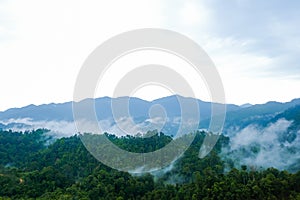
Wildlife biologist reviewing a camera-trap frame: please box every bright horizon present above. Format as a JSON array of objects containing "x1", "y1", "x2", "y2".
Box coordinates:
[{"x1": 1, "y1": 0, "x2": 300, "y2": 111}]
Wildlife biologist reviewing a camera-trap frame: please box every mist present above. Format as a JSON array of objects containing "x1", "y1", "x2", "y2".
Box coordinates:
[
  {"x1": 0, "y1": 116, "x2": 176, "y2": 138},
  {"x1": 2, "y1": 116, "x2": 300, "y2": 172},
  {"x1": 222, "y1": 119, "x2": 300, "y2": 171}
]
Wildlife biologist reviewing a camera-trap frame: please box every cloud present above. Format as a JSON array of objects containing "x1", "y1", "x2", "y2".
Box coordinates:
[
  {"x1": 178, "y1": 0, "x2": 210, "y2": 27},
  {"x1": 161, "y1": 0, "x2": 300, "y2": 104},
  {"x1": 0, "y1": 118, "x2": 77, "y2": 137},
  {"x1": 197, "y1": 0, "x2": 300, "y2": 77},
  {"x1": 0, "y1": 1, "x2": 16, "y2": 43},
  {"x1": 223, "y1": 119, "x2": 300, "y2": 171},
  {"x1": 1, "y1": 0, "x2": 300, "y2": 110},
  {"x1": 0, "y1": 0, "x2": 164, "y2": 111},
  {"x1": 0, "y1": 116, "x2": 176, "y2": 137}
]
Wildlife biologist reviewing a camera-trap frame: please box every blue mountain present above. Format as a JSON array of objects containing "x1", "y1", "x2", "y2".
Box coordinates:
[{"x1": 0, "y1": 95, "x2": 299, "y2": 136}]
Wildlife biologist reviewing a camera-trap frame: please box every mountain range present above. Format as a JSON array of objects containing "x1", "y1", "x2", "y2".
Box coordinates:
[
  {"x1": 1, "y1": 95, "x2": 300, "y2": 171},
  {"x1": 0, "y1": 95, "x2": 299, "y2": 137}
]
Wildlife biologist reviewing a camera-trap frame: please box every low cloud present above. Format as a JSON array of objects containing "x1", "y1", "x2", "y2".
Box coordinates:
[
  {"x1": 223, "y1": 119, "x2": 300, "y2": 171},
  {"x1": 0, "y1": 118, "x2": 76, "y2": 137},
  {"x1": 0, "y1": 116, "x2": 177, "y2": 137}
]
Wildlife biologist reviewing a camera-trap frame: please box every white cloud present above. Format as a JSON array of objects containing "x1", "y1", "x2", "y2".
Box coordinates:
[
  {"x1": 161, "y1": 1, "x2": 300, "y2": 105},
  {"x1": 0, "y1": 0, "x2": 164, "y2": 111},
  {"x1": 179, "y1": 1, "x2": 210, "y2": 27},
  {"x1": 1, "y1": 0, "x2": 300, "y2": 110},
  {"x1": 0, "y1": 118, "x2": 76, "y2": 137},
  {"x1": 0, "y1": 116, "x2": 172, "y2": 137},
  {"x1": 223, "y1": 119, "x2": 300, "y2": 171}
]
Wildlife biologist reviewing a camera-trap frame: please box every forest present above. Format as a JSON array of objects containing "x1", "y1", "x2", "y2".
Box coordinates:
[{"x1": 0, "y1": 129, "x2": 300, "y2": 200}]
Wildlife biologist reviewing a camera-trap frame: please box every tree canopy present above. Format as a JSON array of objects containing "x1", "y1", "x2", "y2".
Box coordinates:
[{"x1": 0, "y1": 129, "x2": 299, "y2": 199}]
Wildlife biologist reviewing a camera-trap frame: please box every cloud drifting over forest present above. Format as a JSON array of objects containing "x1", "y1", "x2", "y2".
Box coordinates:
[{"x1": 222, "y1": 119, "x2": 300, "y2": 171}]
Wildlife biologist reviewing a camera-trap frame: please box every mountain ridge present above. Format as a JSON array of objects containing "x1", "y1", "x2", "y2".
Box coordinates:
[
  {"x1": 0, "y1": 95, "x2": 240, "y2": 122},
  {"x1": 1, "y1": 95, "x2": 300, "y2": 137}
]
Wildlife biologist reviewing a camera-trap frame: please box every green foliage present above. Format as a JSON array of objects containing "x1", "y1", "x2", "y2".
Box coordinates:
[
  {"x1": 0, "y1": 130, "x2": 299, "y2": 199},
  {"x1": 106, "y1": 131, "x2": 172, "y2": 153},
  {"x1": 0, "y1": 129, "x2": 47, "y2": 167}
]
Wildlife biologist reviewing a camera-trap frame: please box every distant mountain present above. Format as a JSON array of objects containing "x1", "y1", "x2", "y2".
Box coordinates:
[
  {"x1": 240, "y1": 103, "x2": 252, "y2": 108},
  {"x1": 0, "y1": 95, "x2": 240, "y2": 122},
  {"x1": 0, "y1": 102, "x2": 74, "y2": 122},
  {"x1": 221, "y1": 103, "x2": 300, "y2": 172},
  {"x1": 200, "y1": 98, "x2": 300, "y2": 133},
  {"x1": 0, "y1": 123, "x2": 5, "y2": 130},
  {"x1": 0, "y1": 96, "x2": 299, "y2": 136},
  {"x1": 272, "y1": 104, "x2": 300, "y2": 134}
]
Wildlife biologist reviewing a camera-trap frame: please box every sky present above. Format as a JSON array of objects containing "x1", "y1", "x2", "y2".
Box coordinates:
[{"x1": 0, "y1": 0, "x2": 300, "y2": 111}]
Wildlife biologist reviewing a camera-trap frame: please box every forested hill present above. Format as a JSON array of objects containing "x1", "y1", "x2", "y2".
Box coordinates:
[{"x1": 0, "y1": 130, "x2": 300, "y2": 199}]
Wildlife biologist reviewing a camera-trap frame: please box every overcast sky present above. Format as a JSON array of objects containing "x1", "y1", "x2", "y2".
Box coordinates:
[{"x1": 0, "y1": 0, "x2": 300, "y2": 111}]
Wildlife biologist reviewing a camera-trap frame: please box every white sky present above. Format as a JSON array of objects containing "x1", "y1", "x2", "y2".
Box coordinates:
[{"x1": 1, "y1": 0, "x2": 300, "y2": 111}]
